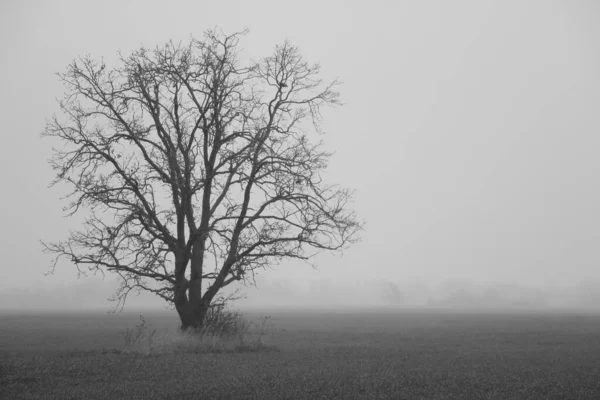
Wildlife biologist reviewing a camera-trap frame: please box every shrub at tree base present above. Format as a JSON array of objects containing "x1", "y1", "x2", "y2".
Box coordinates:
[{"x1": 121, "y1": 311, "x2": 277, "y2": 355}]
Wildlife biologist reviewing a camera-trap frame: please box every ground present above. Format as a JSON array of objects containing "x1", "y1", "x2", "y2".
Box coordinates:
[{"x1": 1, "y1": 308, "x2": 600, "y2": 399}]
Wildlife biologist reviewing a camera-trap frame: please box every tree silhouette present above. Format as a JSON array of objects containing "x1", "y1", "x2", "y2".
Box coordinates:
[{"x1": 42, "y1": 30, "x2": 362, "y2": 329}]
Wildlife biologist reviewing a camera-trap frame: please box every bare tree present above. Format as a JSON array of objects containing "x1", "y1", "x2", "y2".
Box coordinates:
[{"x1": 41, "y1": 30, "x2": 362, "y2": 330}]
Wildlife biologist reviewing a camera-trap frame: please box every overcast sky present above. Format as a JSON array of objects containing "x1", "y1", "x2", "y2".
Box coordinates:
[{"x1": 1, "y1": 0, "x2": 599, "y2": 311}]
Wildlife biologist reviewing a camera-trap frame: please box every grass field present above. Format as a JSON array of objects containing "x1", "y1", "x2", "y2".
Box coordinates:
[{"x1": 1, "y1": 308, "x2": 600, "y2": 399}]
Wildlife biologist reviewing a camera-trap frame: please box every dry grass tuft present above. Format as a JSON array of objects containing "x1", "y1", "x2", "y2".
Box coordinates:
[{"x1": 120, "y1": 308, "x2": 277, "y2": 356}]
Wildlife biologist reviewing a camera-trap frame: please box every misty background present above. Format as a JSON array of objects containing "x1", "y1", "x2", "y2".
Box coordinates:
[{"x1": 1, "y1": 0, "x2": 600, "y2": 312}]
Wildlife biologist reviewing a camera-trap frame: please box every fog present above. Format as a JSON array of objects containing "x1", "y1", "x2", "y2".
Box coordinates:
[
  {"x1": 1, "y1": 0, "x2": 600, "y2": 312},
  {"x1": 2, "y1": 276, "x2": 600, "y2": 314}
]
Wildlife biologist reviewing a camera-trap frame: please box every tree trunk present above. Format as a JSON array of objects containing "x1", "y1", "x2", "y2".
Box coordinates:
[
  {"x1": 176, "y1": 299, "x2": 209, "y2": 331},
  {"x1": 175, "y1": 279, "x2": 209, "y2": 331}
]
